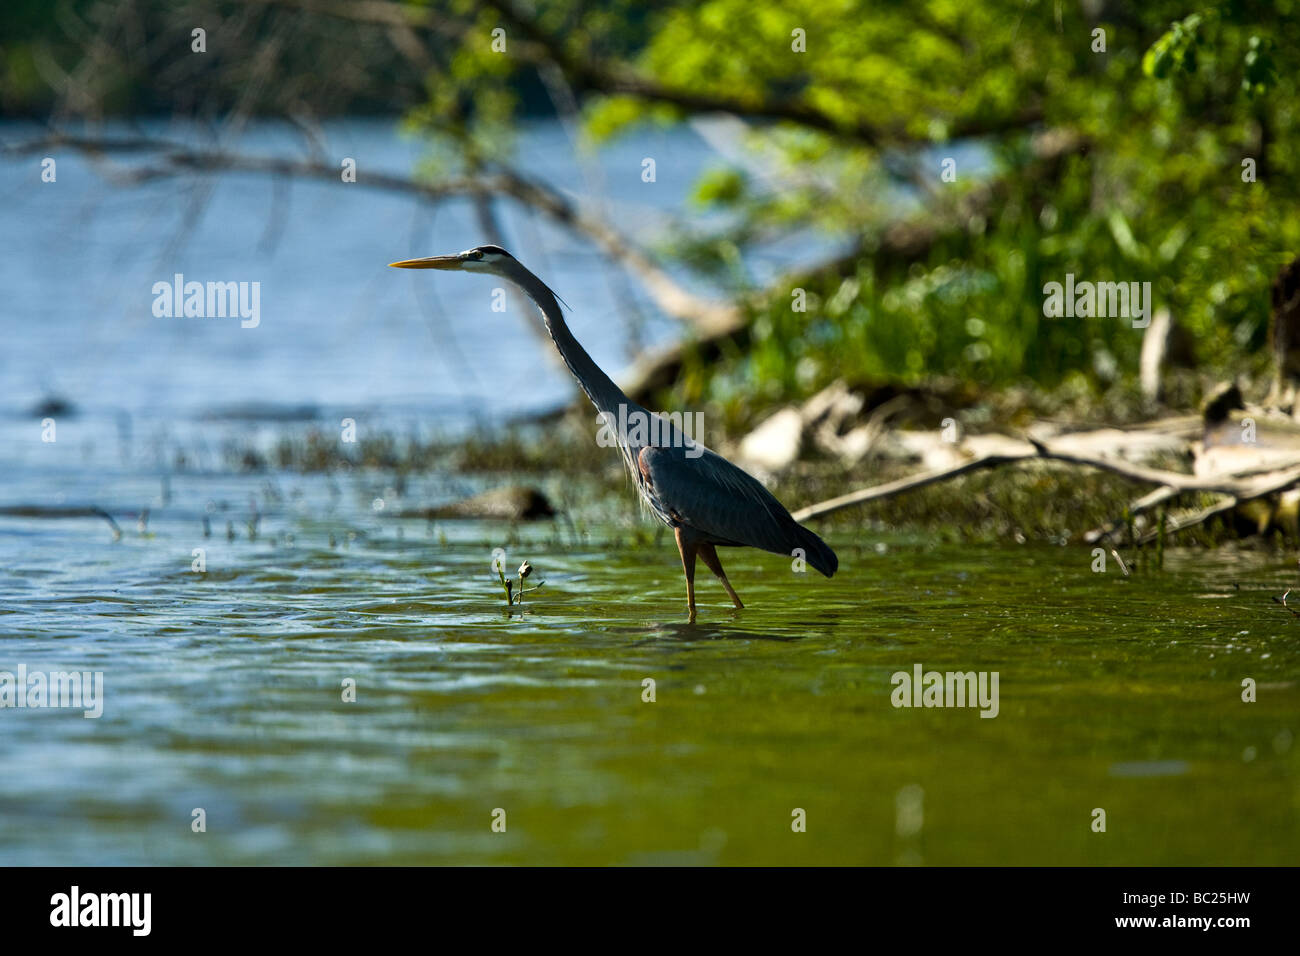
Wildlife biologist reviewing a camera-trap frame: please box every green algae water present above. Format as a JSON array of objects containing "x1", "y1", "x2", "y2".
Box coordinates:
[{"x1": 1, "y1": 468, "x2": 1296, "y2": 866}]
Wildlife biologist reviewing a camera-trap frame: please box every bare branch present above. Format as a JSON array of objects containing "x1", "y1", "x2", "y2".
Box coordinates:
[{"x1": 792, "y1": 439, "x2": 1300, "y2": 524}]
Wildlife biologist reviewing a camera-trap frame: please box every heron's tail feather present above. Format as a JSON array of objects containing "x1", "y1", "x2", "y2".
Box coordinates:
[{"x1": 794, "y1": 523, "x2": 838, "y2": 577}]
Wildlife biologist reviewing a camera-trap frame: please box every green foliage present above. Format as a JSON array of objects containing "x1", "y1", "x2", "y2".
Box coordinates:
[
  {"x1": 1143, "y1": 12, "x2": 1206, "y2": 79},
  {"x1": 579, "y1": 0, "x2": 1300, "y2": 415},
  {"x1": 1241, "y1": 35, "x2": 1277, "y2": 96}
]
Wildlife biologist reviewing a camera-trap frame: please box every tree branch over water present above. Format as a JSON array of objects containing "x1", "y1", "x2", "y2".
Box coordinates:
[
  {"x1": 792, "y1": 435, "x2": 1300, "y2": 540},
  {"x1": 2, "y1": 130, "x2": 736, "y2": 336},
  {"x1": 240, "y1": 0, "x2": 1045, "y2": 149},
  {"x1": 477, "y1": 0, "x2": 1045, "y2": 148},
  {"x1": 3, "y1": 117, "x2": 1086, "y2": 408}
]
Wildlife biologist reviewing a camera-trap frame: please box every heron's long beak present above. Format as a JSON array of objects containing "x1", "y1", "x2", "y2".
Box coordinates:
[{"x1": 388, "y1": 255, "x2": 464, "y2": 270}]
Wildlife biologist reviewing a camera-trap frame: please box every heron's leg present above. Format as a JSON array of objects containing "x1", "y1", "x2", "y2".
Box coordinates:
[
  {"x1": 674, "y1": 526, "x2": 697, "y2": 621},
  {"x1": 698, "y1": 543, "x2": 744, "y2": 609}
]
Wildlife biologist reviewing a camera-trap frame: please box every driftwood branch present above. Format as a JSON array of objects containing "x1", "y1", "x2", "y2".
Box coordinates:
[
  {"x1": 791, "y1": 453, "x2": 1020, "y2": 522},
  {"x1": 1083, "y1": 484, "x2": 1181, "y2": 545},
  {"x1": 791, "y1": 439, "x2": 1300, "y2": 534},
  {"x1": 1129, "y1": 464, "x2": 1300, "y2": 544},
  {"x1": 1133, "y1": 497, "x2": 1238, "y2": 545}
]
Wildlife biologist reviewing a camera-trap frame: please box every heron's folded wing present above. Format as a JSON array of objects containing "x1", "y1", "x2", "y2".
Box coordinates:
[{"x1": 638, "y1": 445, "x2": 801, "y2": 555}]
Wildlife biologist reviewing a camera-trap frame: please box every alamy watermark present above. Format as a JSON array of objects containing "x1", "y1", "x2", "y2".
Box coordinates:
[
  {"x1": 152, "y1": 273, "x2": 260, "y2": 328},
  {"x1": 0, "y1": 664, "x2": 103, "y2": 718},
  {"x1": 1043, "y1": 273, "x2": 1152, "y2": 329},
  {"x1": 50, "y1": 886, "x2": 150, "y2": 936},
  {"x1": 891, "y1": 663, "x2": 999, "y2": 718},
  {"x1": 596, "y1": 404, "x2": 705, "y2": 458}
]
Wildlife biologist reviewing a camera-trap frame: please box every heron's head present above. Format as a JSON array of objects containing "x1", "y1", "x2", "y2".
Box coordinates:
[{"x1": 388, "y1": 244, "x2": 515, "y2": 275}]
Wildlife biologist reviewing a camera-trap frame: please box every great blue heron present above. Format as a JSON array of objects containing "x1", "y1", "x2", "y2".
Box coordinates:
[{"x1": 390, "y1": 245, "x2": 837, "y2": 619}]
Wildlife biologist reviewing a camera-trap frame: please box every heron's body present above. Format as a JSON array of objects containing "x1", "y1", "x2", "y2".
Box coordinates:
[{"x1": 391, "y1": 245, "x2": 837, "y2": 618}]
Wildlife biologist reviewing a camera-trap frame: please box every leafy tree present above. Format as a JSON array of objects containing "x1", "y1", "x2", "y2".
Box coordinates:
[{"x1": 436, "y1": 1, "x2": 1300, "y2": 412}]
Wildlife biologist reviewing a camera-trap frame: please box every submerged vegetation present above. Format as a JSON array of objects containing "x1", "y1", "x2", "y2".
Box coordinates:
[{"x1": 182, "y1": 415, "x2": 1276, "y2": 554}]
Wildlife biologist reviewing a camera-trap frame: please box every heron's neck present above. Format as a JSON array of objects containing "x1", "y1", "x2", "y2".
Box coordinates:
[{"x1": 506, "y1": 263, "x2": 641, "y2": 420}]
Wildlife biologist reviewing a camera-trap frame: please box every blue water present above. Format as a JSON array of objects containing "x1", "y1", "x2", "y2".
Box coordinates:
[{"x1": 0, "y1": 117, "x2": 839, "y2": 430}]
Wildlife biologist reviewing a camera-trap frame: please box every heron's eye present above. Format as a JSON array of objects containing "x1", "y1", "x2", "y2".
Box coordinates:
[{"x1": 471, "y1": 250, "x2": 484, "y2": 260}]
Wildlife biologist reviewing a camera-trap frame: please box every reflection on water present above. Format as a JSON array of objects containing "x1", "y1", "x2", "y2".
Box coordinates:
[{"x1": 0, "y1": 467, "x2": 1296, "y2": 865}]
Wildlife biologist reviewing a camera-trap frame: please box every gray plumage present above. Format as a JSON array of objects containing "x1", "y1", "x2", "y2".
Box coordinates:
[{"x1": 390, "y1": 244, "x2": 837, "y2": 615}]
